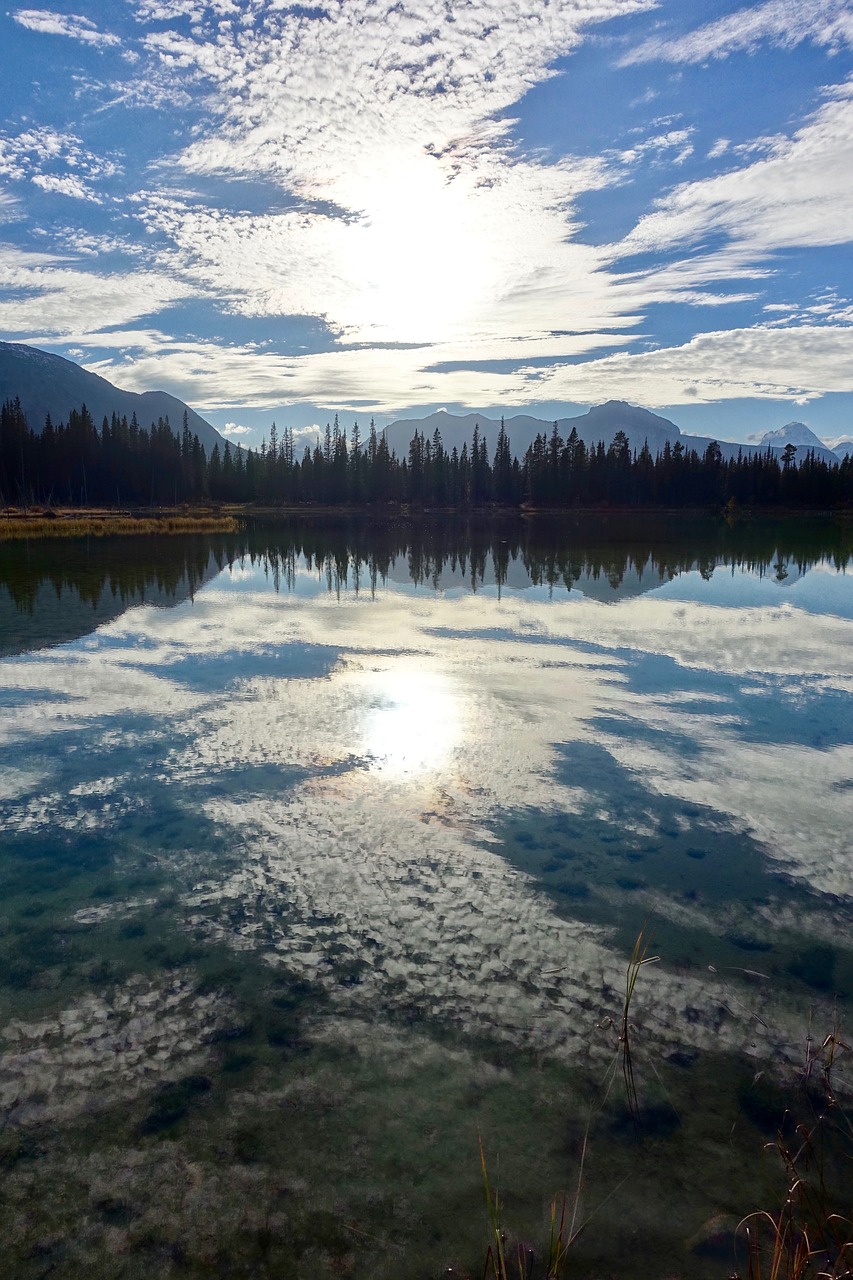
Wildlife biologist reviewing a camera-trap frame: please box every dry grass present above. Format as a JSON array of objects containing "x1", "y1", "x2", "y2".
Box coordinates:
[
  {"x1": 735, "y1": 1026, "x2": 853, "y2": 1280},
  {"x1": 0, "y1": 509, "x2": 241, "y2": 539},
  {"x1": 476, "y1": 928, "x2": 852, "y2": 1280}
]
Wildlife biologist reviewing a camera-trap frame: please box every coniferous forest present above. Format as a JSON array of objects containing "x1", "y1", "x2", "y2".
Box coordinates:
[{"x1": 2, "y1": 396, "x2": 852, "y2": 510}]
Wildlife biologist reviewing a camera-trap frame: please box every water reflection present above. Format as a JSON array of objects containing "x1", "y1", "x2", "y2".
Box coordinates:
[
  {"x1": 1, "y1": 515, "x2": 852, "y2": 1278},
  {"x1": 2, "y1": 513, "x2": 852, "y2": 654},
  {"x1": 361, "y1": 668, "x2": 461, "y2": 776},
  {"x1": 0, "y1": 534, "x2": 232, "y2": 656}
]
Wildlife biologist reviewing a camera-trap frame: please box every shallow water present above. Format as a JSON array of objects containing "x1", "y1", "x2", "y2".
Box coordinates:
[{"x1": 0, "y1": 515, "x2": 851, "y2": 1279}]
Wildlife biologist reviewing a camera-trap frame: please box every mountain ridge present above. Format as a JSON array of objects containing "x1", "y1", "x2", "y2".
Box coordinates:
[
  {"x1": 1, "y1": 342, "x2": 849, "y2": 466},
  {"x1": 384, "y1": 401, "x2": 849, "y2": 465},
  {"x1": 0, "y1": 342, "x2": 226, "y2": 456}
]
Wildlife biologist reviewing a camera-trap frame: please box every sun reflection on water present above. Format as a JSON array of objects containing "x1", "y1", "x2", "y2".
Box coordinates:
[{"x1": 361, "y1": 668, "x2": 460, "y2": 777}]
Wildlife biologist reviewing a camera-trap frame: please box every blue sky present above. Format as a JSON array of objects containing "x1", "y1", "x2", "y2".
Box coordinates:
[{"x1": 1, "y1": 0, "x2": 853, "y2": 449}]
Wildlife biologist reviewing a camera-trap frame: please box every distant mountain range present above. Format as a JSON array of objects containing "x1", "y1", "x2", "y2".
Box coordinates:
[
  {"x1": 385, "y1": 402, "x2": 851, "y2": 465},
  {"x1": 0, "y1": 342, "x2": 226, "y2": 455},
  {"x1": 1, "y1": 342, "x2": 850, "y2": 467}
]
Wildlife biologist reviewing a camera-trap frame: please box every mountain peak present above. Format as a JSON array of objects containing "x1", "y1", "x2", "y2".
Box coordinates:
[{"x1": 758, "y1": 421, "x2": 826, "y2": 449}]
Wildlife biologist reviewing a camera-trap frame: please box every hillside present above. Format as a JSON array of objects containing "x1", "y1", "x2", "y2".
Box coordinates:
[{"x1": 0, "y1": 342, "x2": 225, "y2": 455}]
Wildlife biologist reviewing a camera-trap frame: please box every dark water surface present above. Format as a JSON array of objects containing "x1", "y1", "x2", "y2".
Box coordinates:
[{"x1": 1, "y1": 515, "x2": 851, "y2": 1278}]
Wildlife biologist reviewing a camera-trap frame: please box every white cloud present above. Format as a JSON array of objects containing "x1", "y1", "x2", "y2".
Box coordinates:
[
  {"x1": 3, "y1": 0, "x2": 853, "y2": 417},
  {"x1": 615, "y1": 127, "x2": 695, "y2": 167},
  {"x1": 129, "y1": 0, "x2": 659, "y2": 348},
  {"x1": 72, "y1": 318, "x2": 853, "y2": 414},
  {"x1": 0, "y1": 244, "x2": 191, "y2": 338},
  {"x1": 12, "y1": 8, "x2": 121, "y2": 47},
  {"x1": 292, "y1": 424, "x2": 322, "y2": 446},
  {"x1": 221, "y1": 421, "x2": 252, "y2": 435},
  {"x1": 31, "y1": 173, "x2": 100, "y2": 201},
  {"x1": 617, "y1": 77, "x2": 853, "y2": 257},
  {"x1": 0, "y1": 191, "x2": 20, "y2": 223},
  {"x1": 623, "y1": 0, "x2": 853, "y2": 65},
  {"x1": 0, "y1": 127, "x2": 120, "y2": 192},
  {"x1": 531, "y1": 323, "x2": 853, "y2": 407}
]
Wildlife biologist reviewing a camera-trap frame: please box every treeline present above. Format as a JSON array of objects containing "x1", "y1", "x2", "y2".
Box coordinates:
[
  {"x1": 0, "y1": 398, "x2": 206, "y2": 507},
  {"x1": 3, "y1": 397, "x2": 853, "y2": 510}
]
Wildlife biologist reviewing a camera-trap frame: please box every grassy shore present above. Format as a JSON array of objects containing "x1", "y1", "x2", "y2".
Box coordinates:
[{"x1": 0, "y1": 506, "x2": 242, "y2": 540}]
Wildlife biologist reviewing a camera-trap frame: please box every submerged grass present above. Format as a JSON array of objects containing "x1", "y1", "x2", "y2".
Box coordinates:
[
  {"x1": 476, "y1": 928, "x2": 660, "y2": 1280},
  {"x1": 475, "y1": 929, "x2": 852, "y2": 1280},
  {"x1": 735, "y1": 1025, "x2": 853, "y2": 1280}
]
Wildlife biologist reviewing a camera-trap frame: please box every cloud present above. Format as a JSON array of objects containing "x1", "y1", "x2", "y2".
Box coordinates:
[
  {"x1": 31, "y1": 173, "x2": 100, "y2": 201},
  {"x1": 530, "y1": 323, "x2": 853, "y2": 407},
  {"x1": 0, "y1": 127, "x2": 120, "y2": 192},
  {"x1": 221, "y1": 421, "x2": 252, "y2": 435},
  {"x1": 615, "y1": 128, "x2": 695, "y2": 167},
  {"x1": 4, "y1": 0, "x2": 853, "y2": 418},
  {"x1": 133, "y1": 163, "x2": 631, "y2": 348},
  {"x1": 616, "y1": 77, "x2": 853, "y2": 258},
  {"x1": 12, "y1": 8, "x2": 121, "y2": 48},
  {"x1": 0, "y1": 245, "x2": 191, "y2": 338},
  {"x1": 129, "y1": 0, "x2": 659, "y2": 349},
  {"x1": 0, "y1": 192, "x2": 20, "y2": 223},
  {"x1": 623, "y1": 0, "x2": 853, "y2": 65},
  {"x1": 71, "y1": 317, "x2": 852, "y2": 414}
]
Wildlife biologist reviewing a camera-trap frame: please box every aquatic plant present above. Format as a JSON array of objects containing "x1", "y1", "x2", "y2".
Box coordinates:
[
  {"x1": 477, "y1": 927, "x2": 660, "y2": 1279},
  {"x1": 735, "y1": 1025, "x2": 853, "y2": 1280},
  {"x1": 476, "y1": 931, "x2": 852, "y2": 1280}
]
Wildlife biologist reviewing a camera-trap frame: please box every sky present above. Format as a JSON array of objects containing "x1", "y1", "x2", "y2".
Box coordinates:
[{"x1": 1, "y1": 0, "x2": 853, "y2": 449}]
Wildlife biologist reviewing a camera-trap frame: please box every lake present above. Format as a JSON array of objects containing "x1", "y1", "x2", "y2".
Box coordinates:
[{"x1": 1, "y1": 514, "x2": 851, "y2": 1279}]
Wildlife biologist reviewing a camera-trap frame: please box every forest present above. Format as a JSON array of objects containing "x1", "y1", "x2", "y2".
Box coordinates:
[{"x1": 2, "y1": 396, "x2": 852, "y2": 510}]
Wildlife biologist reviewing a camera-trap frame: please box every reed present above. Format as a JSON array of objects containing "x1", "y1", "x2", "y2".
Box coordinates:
[
  {"x1": 735, "y1": 1026, "x2": 853, "y2": 1280},
  {"x1": 477, "y1": 929, "x2": 851, "y2": 1280},
  {"x1": 479, "y1": 1133, "x2": 588, "y2": 1280},
  {"x1": 619, "y1": 923, "x2": 659, "y2": 1133},
  {"x1": 476, "y1": 927, "x2": 659, "y2": 1279},
  {"x1": 0, "y1": 511, "x2": 241, "y2": 539}
]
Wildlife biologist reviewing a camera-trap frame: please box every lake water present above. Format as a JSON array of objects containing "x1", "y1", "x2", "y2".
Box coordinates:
[{"x1": 1, "y1": 514, "x2": 851, "y2": 1279}]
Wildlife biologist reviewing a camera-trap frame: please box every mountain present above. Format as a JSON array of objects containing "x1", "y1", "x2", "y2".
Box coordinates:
[
  {"x1": 830, "y1": 439, "x2": 853, "y2": 460},
  {"x1": 562, "y1": 400, "x2": 681, "y2": 455},
  {"x1": 758, "y1": 421, "x2": 826, "y2": 449},
  {"x1": 752, "y1": 421, "x2": 840, "y2": 465},
  {"x1": 0, "y1": 342, "x2": 226, "y2": 455},
  {"x1": 384, "y1": 402, "x2": 750, "y2": 461},
  {"x1": 384, "y1": 401, "x2": 684, "y2": 459},
  {"x1": 384, "y1": 402, "x2": 848, "y2": 467}
]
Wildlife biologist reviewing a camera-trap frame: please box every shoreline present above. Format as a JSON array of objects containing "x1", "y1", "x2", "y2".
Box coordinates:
[{"x1": 0, "y1": 501, "x2": 850, "y2": 541}]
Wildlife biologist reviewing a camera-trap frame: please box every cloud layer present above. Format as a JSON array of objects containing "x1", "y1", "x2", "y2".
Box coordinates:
[{"x1": 1, "y1": 0, "x2": 852, "y2": 428}]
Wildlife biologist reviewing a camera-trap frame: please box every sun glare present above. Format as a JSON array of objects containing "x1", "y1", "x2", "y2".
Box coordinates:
[
  {"x1": 361, "y1": 669, "x2": 460, "y2": 777},
  {"x1": 351, "y1": 159, "x2": 492, "y2": 342}
]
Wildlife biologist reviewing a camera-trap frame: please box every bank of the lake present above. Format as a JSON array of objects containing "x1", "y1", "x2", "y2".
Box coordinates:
[{"x1": 0, "y1": 506, "x2": 242, "y2": 539}]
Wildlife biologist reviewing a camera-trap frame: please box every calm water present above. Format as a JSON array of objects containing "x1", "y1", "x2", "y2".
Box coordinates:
[{"x1": 1, "y1": 515, "x2": 851, "y2": 1279}]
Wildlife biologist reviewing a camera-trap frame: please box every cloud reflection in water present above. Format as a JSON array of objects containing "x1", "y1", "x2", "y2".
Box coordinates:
[{"x1": 1, "y1": 539, "x2": 852, "y2": 1079}]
